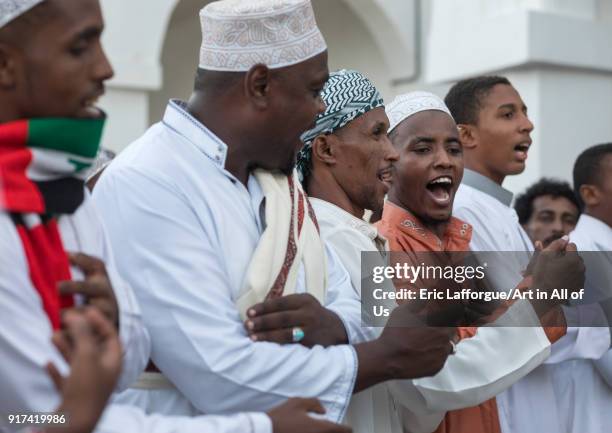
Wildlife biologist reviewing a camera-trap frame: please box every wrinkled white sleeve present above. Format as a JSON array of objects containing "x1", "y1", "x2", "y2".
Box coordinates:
[
  {"x1": 594, "y1": 350, "x2": 612, "y2": 388},
  {"x1": 65, "y1": 193, "x2": 151, "y2": 391},
  {"x1": 0, "y1": 213, "x2": 66, "y2": 418},
  {"x1": 0, "y1": 213, "x2": 280, "y2": 433},
  {"x1": 544, "y1": 305, "x2": 611, "y2": 363},
  {"x1": 92, "y1": 169, "x2": 357, "y2": 422},
  {"x1": 323, "y1": 234, "x2": 381, "y2": 344},
  {"x1": 96, "y1": 405, "x2": 272, "y2": 433},
  {"x1": 455, "y1": 205, "x2": 612, "y2": 363},
  {"x1": 389, "y1": 301, "x2": 551, "y2": 433}
]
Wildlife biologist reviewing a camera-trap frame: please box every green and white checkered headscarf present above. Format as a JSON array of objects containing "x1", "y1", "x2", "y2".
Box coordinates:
[{"x1": 297, "y1": 69, "x2": 384, "y2": 183}]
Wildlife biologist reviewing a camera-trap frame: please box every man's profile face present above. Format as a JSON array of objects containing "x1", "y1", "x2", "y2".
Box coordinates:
[
  {"x1": 591, "y1": 154, "x2": 612, "y2": 227},
  {"x1": 8, "y1": 0, "x2": 113, "y2": 119},
  {"x1": 329, "y1": 107, "x2": 398, "y2": 214},
  {"x1": 473, "y1": 84, "x2": 534, "y2": 182},
  {"x1": 389, "y1": 110, "x2": 463, "y2": 223},
  {"x1": 258, "y1": 51, "x2": 328, "y2": 175},
  {"x1": 523, "y1": 195, "x2": 579, "y2": 246}
]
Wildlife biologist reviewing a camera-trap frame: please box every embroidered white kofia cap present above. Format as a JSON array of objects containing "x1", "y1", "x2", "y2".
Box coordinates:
[
  {"x1": 199, "y1": 0, "x2": 327, "y2": 72},
  {"x1": 386, "y1": 91, "x2": 453, "y2": 133},
  {"x1": 0, "y1": 0, "x2": 45, "y2": 29}
]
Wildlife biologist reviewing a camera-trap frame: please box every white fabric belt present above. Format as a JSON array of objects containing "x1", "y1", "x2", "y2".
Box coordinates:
[{"x1": 131, "y1": 372, "x2": 176, "y2": 390}]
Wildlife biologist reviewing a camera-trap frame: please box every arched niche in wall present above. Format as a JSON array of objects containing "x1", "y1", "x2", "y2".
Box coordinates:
[
  {"x1": 148, "y1": 0, "x2": 211, "y2": 124},
  {"x1": 313, "y1": 0, "x2": 416, "y2": 99},
  {"x1": 147, "y1": 0, "x2": 418, "y2": 122}
]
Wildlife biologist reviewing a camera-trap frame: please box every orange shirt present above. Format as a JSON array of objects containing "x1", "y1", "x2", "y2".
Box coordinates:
[
  {"x1": 377, "y1": 201, "x2": 566, "y2": 433},
  {"x1": 376, "y1": 201, "x2": 499, "y2": 433}
]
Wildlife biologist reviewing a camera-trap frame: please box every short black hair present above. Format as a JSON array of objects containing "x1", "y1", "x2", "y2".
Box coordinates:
[
  {"x1": 445, "y1": 76, "x2": 512, "y2": 125},
  {"x1": 573, "y1": 142, "x2": 612, "y2": 208},
  {"x1": 514, "y1": 178, "x2": 580, "y2": 225}
]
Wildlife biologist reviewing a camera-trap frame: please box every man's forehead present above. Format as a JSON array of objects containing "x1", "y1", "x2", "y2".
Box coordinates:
[
  {"x1": 399, "y1": 110, "x2": 457, "y2": 136},
  {"x1": 534, "y1": 195, "x2": 578, "y2": 210},
  {"x1": 483, "y1": 84, "x2": 524, "y2": 109},
  {"x1": 50, "y1": 0, "x2": 102, "y2": 24}
]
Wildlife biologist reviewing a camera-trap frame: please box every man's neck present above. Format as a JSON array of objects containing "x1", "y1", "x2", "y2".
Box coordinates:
[
  {"x1": 187, "y1": 93, "x2": 251, "y2": 185},
  {"x1": 307, "y1": 173, "x2": 364, "y2": 219},
  {"x1": 465, "y1": 160, "x2": 505, "y2": 185},
  {"x1": 0, "y1": 103, "x2": 22, "y2": 124}
]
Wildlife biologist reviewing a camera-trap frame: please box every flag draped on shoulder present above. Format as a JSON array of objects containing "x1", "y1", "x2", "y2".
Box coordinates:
[{"x1": 0, "y1": 116, "x2": 105, "y2": 329}]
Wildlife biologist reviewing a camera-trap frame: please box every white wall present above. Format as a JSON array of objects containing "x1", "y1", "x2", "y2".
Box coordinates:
[
  {"x1": 97, "y1": 0, "x2": 612, "y2": 199},
  {"x1": 148, "y1": 0, "x2": 205, "y2": 125}
]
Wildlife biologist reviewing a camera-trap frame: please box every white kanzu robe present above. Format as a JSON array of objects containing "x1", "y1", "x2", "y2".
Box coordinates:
[
  {"x1": 312, "y1": 198, "x2": 554, "y2": 433},
  {"x1": 92, "y1": 100, "x2": 360, "y2": 420},
  {"x1": 548, "y1": 214, "x2": 612, "y2": 433},
  {"x1": 1, "y1": 193, "x2": 275, "y2": 433},
  {"x1": 453, "y1": 170, "x2": 611, "y2": 433}
]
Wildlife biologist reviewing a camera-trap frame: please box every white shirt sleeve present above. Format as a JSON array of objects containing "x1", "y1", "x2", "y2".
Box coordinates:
[
  {"x1": 92, "y1": 169, "x2": 357, "y2": 422},
  {"x1": 544, "y1": 305, "x2": 611, "y2": 363},
  {"x1": 0, "y1": 213, "x2": 66, "y2": 416},
  {"x1": 323, "y1": 237, "x2": 381, "y2": 344},
  {"x1": 594, "y1": 350, "x2": 612, "y2": 388},
  {"x1": 1, "y1": 213, "x2": 276, "y2": 433},
  {"x1": 325, "y1": 228, "x2": 388, "y2": 344},
  {"x1": 78, "y1": 194, "x2": 151, "y2": 391},
  {"x1": 388, "y1": 301, "x2": 551, "y2": 433},
  {"x1": 96, "y1": 405, "x2": 272, "y2": 433}
]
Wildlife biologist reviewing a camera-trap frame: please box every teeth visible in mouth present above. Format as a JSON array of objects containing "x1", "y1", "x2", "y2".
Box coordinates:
[
  {"x1": 83, "y1": 96, "x2": 99, "y2": 108},
  {"x1": 429, "y1": 176, "x2": 452, "y2": 185},
  {"x1": 378, "y1": 169, "x2": 393, "y2": 183}
]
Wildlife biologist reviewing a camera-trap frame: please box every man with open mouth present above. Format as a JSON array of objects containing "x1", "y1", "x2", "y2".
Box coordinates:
[
  {"x1": 246, "y1": 69, "x2": 460, "y2": 433},
  {"x1": 376, "y1": 91, "x2": 574, "y2": 433},
  {"x1": 446, "y1": 76, "x2": 610, "y2": 433}
]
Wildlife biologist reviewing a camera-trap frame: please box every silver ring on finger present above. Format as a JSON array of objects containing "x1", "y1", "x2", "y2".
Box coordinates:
[{"x1": 292, "y1": 326, "x2": 305, "y2": 343}]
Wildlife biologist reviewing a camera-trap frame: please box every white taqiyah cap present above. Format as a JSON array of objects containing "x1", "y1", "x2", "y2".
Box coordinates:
[
  {"x1": 386, "y1": 91, "x2": 453, "y2": 133},
  {"x1": 0, "y1": 0, "x2": 45, "y2": 29},
  {"x1": 199, "y1": 0, "x2": 327, "y2": 72}
]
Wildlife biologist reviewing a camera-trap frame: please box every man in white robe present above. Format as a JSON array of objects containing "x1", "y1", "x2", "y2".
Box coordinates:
[
  {"x1": 446, "y1": 76, "x2": 611, "y2": 433},
  {"x1": 551, "y1": 143, "x2": 612, "y2": 433},
  {"x1": 296, "y1": 82, "x2": 571, "y2": 433},
  {"x1": 0, "y1": 2, "x2": 354, "y2": 432},
  {"x1": 93, "y1": 0, "x2": 456, "y2": 424}
]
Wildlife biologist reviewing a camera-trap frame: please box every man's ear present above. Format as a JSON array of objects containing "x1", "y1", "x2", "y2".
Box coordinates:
[
  {"x1": 312, "y1": 134, "x2": 337, "y2": 166},
  {"x1": 579, "y1": 184, "x2": 600, "y2": 208},
  {"x1": 0, "y1": 43, "x2": 18, "y2": 89},
  {"x1": 244, "y1": 63, "x2": 271, "y2": 110},
  {"x1": 457, "y1": 124, "x2": 477, "y2": 150}
]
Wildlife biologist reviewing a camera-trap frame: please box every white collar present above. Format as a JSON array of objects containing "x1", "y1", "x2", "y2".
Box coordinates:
[
  {"x1": 162, "y1": 99, "x2": 228, "y2": 170},
  {"x1": 462, "y1": 169, "x2": 514, "y2": 207},
  {"x1": 574, "y1": 214, "x2": 612, "y2": 247},
  {"x1": 309, "y1": 198, "x2": 380, "y2": 241}
]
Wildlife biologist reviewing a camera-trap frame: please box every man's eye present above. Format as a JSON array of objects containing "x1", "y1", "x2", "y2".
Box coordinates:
[
  {"x1": 448, "y1": 146, "x2": 463, "y2": 155},
  {"x1": 538, "y1": 214, "x2": 554, "y2": 223},
  {"x1": 564, "y1": 216, "x2": 578, "y2": 225},
  {"x1": 503, "y1": 112, "x2": 514, "y2": 119},
  {"x1": 69, "y1": 42, "x2": 89, "y2": 56},
  {"x1": 413, "y1": 147, "x2": 430, "y2": 154}
]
